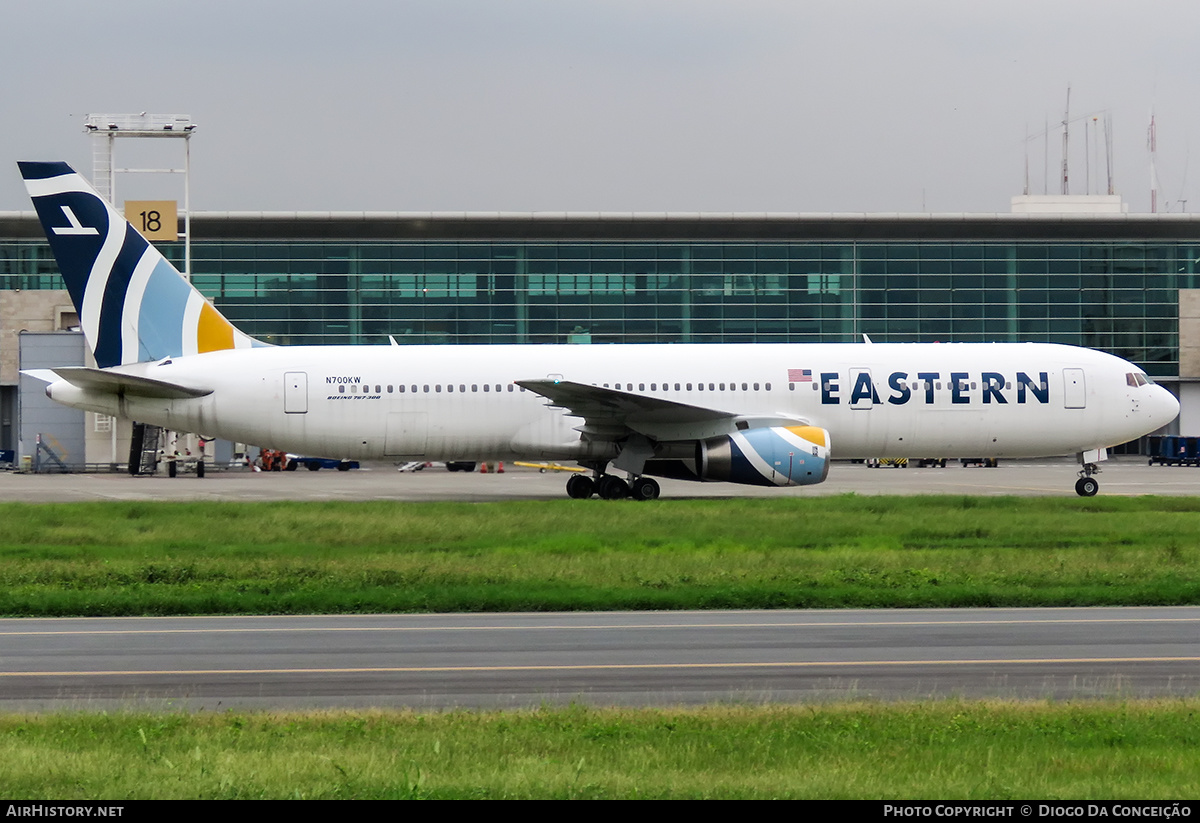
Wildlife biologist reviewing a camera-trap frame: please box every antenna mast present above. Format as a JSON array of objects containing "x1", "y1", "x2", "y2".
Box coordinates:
[
  {"x1": 1023, "y1": 123, "x2": 1031, "y2": 196},
  {"x1": 1105, "y1": 113, "x2": 1115, "y2": 195},
  {"x1": 1061, "y1": 86, "x2": 1071, "y2": 194},
  {"x1": 1148, "y1": 113, "x2": 1160, "y2": 213}
]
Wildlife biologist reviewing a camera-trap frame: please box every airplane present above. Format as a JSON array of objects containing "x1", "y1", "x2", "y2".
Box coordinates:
[{"x1": 18, "y1": 161, "x2": 1180, "y2": 499}]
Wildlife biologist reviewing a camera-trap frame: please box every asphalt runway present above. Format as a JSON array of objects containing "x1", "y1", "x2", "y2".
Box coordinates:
[
  {"x1": 2, "y1": 608, "x2": 1198, "y2": 711},
  {"x1": 0, "y1": 456, "x2": 1197, "y2": 502}
]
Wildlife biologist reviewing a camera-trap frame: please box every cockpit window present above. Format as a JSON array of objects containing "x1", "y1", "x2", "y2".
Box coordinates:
[{"x1": 1126, "y1": 372, "x2": 1151, "y2": 387}]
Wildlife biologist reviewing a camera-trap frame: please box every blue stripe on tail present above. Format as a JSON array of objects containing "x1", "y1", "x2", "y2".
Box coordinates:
[
  {"x1": 93, "y1": 223, "x2": 149, "y2": 368},
  {"x1": 22, "y1": 183, "x2": 111, "y2": 318},
  {"x1": 138, "y1": 258, "x2": 192, "y2": 361}
]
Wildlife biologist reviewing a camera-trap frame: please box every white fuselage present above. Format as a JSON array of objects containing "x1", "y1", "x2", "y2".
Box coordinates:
[{"x1": 47, "y1": 342, "x2": 1178, "y2": 463}]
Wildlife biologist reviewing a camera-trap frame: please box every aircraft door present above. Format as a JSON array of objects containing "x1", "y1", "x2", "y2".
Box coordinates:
[
  {"x1": 1063, "y1": 368, "x2": 1086, "y2": 409},
  {"x1": 284, "y1": 372, "x2": 308, "y2": 414},
  {"x1": 385, "y1": 412, "x2": 427, "y2": 457}
]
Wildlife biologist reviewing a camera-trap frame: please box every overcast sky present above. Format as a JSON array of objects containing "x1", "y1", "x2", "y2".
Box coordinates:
[{"x1": 4, "y1": 0, "x2": 1199, "y2": 214}]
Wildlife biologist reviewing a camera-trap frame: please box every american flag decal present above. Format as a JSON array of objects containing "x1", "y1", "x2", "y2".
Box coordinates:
[{"x1": 788, "y1": 368, "x2": 813, "y2": 382}]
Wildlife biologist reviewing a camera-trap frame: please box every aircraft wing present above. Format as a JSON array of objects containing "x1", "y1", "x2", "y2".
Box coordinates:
[
  {"x1": 22, "y1": 367, "x2": 213, "y2": 400},
  {"x1": 516, "y1": 379, "x2": 807, "y2": 441}
]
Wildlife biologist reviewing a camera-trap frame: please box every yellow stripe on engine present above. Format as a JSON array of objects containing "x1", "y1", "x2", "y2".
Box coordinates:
[
  {"x1": 196, "y1": 301, "x2": 236, "y2": 353},
  {"x1": 785, "y1": 425, "x2": 827, "y2": 447}
]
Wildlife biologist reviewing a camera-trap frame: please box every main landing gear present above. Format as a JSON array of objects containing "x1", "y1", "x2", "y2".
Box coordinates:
[{"x1": 566, "y1": 471, "x2": 660, "y2": 501}]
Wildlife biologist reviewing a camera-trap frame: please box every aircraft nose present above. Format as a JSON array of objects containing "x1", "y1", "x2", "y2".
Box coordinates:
[{"x1": 1150, "y1": 385, "x2": 1181, "y2": 427}]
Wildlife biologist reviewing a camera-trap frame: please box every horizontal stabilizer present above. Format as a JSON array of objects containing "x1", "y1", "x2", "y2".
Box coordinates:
[
  {"x1": 19, "y1": 369, "x2": 61, "y2": 384},
  {"x1": 24, "y1": 366, "x2": 213, "y2": 399}
]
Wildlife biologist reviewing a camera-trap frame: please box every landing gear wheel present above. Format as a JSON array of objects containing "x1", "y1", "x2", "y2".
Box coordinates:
[
  {"x1": 597, "y1": 474, "x2": 629, "y2": 500},
  {"x1": 1075, "y1": 476, "x2": 1099, "y2": 497},
  {"x1": 196, "y1": 461, "x2": 205, "y2": 479},
  {"x1": 566, "y1": 474, "x2": 595, "y2": 499},
  {"x1": 630, "y1": 476, "x2": 660, "y2": 501}
]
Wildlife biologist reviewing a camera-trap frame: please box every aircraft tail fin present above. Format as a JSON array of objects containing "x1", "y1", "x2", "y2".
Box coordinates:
[{"x1": 18, "y1": 161, "x2": 265, "y2": 368}]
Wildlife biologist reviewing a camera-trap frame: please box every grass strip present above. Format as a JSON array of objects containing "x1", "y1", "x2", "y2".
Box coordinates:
[
  {"x1": 2, "y1": 495, "x2": 1200, "y2": 616},
  {"x1": 2, "y1": 700, "x2": 1198, "y2": 799}
]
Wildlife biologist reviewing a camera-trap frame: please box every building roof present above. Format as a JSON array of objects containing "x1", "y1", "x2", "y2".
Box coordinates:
[{"x1": 5, "y1": 210, "x2": 1200, "y2": 242}]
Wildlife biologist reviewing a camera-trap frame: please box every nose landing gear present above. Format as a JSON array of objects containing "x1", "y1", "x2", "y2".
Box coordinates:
[
  {"x1": 1075, "y1": 459, "x2": 1101, "y2": 497},
  {"x1": 1074, "y1": 474, "x2": 1099, "y2": 497}
]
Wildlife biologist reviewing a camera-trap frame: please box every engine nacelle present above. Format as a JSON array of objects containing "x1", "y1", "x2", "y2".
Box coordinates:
[{"x1": 696, "y1": 425, "x2": 831, "y2": 486}]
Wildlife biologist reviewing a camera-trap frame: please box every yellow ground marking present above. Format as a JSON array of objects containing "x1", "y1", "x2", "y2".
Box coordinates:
[
  {"x1": 5, "y1": 657, "x2": 1200, "y2": 678},
  {"x1": 3, "y1": 616, "x2": 1198, "y2": 636}
]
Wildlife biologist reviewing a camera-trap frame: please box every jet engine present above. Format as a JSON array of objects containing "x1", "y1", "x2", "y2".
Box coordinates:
[{"x1": 695, "y1": 425, "x2": 831, "y2": 486}]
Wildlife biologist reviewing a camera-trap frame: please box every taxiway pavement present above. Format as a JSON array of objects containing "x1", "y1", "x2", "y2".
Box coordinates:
[{"x1": 0, "y1": 457, "x2": 1195, "y2": 503}]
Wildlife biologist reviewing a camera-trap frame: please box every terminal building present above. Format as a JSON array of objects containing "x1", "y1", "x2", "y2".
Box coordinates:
[{"x1": 3, "y1": 196, "x2": 1199, "y2": 467}]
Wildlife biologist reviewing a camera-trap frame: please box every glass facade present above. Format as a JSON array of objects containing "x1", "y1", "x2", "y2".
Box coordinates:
[{"x1": 2, "y1": 235, "x2": 1195, "y2": 378}]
